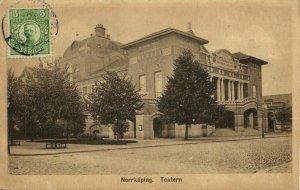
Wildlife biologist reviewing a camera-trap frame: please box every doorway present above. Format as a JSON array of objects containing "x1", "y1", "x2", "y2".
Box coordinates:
[{"x1": 153, "y1": 117, "x2": 162, "y2": 138}]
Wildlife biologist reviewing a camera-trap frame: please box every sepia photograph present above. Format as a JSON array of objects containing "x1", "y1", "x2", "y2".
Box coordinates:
[{"x1": 0, "y1": 0, "x2": 298, "y2": 189}]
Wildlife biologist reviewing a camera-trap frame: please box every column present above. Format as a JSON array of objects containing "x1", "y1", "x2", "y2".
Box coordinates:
[
  {"x1": 241, "y1": 83, "x2": 244, "y2": 100},
  {"x1": 231, "y1": 81, "x2": 235, "y2": 101},
  {"x1": 221, "y1": 78, "x2": 225, "y2": 101},
  {"x1": 223, "y1": 79, "x2": 226, "y2": 101},
  {"x1": 237, "y1": 82, "x2": 241, "y2": 100},
  {"x1": 228, "y1": 80, "x2": 231, "y2": 101},
  {"x1": 217, "y1": 78, "x2": 221, "y2": 101}
]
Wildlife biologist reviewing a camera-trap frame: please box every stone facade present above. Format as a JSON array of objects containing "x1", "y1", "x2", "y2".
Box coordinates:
[{"x1": 59, "y1": 24, "x2": 269, "y2": 139}]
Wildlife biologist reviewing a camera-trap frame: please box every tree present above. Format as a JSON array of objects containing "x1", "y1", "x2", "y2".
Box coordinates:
[
  {"x1": 7, "y1": 69, "x2": 23, "y2": 153},
  {"x1": 88, "y1": 71, "x2": 143, "y2": 140},
  {"x1": 157, "y1": 49, "x2": 221, "y2": 140},
  {"x1": 20, "y1": 62, "x2": 85, "y2": 140},
  {"x1": 276, "y1": 106, "x2": 292, "y2": 130}
]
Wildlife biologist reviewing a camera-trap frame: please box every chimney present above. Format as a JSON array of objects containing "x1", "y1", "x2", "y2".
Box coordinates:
[
  {"x1": 187, "y1": 22, "x2": 195, "y2": 35},
  {"x1": 94, "y1": 24, "x2": 106, "y2": 38},
  {"x1": 106, "y1": 34, "x2": 110, "y2": 40}
]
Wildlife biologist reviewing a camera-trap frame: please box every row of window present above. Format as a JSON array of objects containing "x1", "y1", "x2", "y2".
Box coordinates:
[{"x1": 139, "y1": 71, "x2": 162, "y2": 98}]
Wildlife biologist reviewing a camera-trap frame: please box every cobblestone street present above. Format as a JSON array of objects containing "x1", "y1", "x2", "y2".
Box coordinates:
[{"x1": 9, "y1": 136, "x2": 291, "y2": 175}]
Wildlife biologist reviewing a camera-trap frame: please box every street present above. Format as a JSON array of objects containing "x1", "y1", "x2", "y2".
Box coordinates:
[{"x1": 9, "y1": 136, "x2": 291, "y2": 174}]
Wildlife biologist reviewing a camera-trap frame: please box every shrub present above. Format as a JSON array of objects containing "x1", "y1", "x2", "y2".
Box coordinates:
[{"x1": 77, "y1": 133, "x2": 103, "y2": 141}]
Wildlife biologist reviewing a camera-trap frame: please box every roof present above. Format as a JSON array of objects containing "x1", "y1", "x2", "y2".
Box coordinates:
[
  {"x1": 233, "y1": 52, "x2": 268, "y2": 65},
  {"x1": 63, "y1": 35, "x2": 125, "y2": 58},
  {"x1": 75, "y1": 60, "x2": 128, "y2": 82},
  {"x1": 120, "y1": 27, "x2": 209, "y2": 49},
  {"x1": 212, "y1": 49, "x2": 235, "y2": 58}
]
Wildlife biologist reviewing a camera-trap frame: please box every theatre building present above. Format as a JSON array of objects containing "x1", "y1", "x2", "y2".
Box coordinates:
[{"x1": 59, "y1": 24, "x2": 268, "y2": 139}]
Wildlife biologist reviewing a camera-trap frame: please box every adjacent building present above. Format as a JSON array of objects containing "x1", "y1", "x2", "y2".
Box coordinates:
[
  {"x1": 263, "y1": 94, "x2": 292, "y2": 131},
  {"x1": 59, "y1": 24, "x2": 269, "y2": 139}
]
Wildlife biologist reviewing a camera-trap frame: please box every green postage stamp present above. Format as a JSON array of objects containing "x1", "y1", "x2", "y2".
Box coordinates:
[{"x1": 7, "y1": 8, "x2": 51, "y2": 57}]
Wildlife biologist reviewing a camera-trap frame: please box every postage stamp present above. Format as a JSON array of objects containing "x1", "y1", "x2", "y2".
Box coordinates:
[{"x1": 7, "y1": 8, "x2": 51, "y2": 57}]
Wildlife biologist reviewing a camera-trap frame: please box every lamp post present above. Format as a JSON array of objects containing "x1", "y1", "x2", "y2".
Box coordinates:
[{"x1": 262, "y1": 103, "x2": 268, "y2": 138}]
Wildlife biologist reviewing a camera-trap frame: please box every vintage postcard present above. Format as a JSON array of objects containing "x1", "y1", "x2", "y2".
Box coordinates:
[{"x1": 0, "y1": 0, "x2": 299, "y2": 189}]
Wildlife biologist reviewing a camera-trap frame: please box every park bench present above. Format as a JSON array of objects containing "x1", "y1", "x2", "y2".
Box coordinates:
[{"x1": 45, "y1": 140, "x2": 67, "y2": 149}]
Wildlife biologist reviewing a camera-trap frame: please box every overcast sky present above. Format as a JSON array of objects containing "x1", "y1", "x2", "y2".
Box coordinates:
[{"x1": 8, "y1": 1, "x2": 293, "y2": 96}]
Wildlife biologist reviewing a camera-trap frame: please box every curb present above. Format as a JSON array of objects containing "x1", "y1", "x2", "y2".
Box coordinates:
[{"x1": 10, "y1": 135, "x2": 291, "y2": 157}]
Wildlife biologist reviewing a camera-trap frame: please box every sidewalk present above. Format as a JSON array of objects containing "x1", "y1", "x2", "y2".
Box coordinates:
[{"x1": 10, "y1": 134, "x2": 291, "y2": 156}]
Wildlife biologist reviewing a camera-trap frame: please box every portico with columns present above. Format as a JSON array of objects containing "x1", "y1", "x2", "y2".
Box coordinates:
[
  {"x1": 210, "y1": 74, "x2": 250, "y2": 131},
  {"x1": 203, "y1": 49, "x2": 267, "y2": 132},
  {"x1": 212, "y1": 76, "x2": 248, "y2": 103}
]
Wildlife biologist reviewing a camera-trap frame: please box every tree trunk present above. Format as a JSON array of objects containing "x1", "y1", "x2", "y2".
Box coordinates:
[
  {"x1": 8, "y1": 108, "x2": 13, "y2": 153},
  {"x1": 53, "y1": 119, "x2": 57, "y2": 148},
  {"x1": 133, "y1": 119, "x2": 136, "y2": 138},
  {"x1": 66, "y1": 120, "x2": 69, "y2": 143},
  {"x1": 184, "y1": 123, "x2": 189, "y2": 141},
  {"x1": 116, "y1": 119, "x2": 119, "y2": 141},
  {"x1": 24, "y1": 122, "x2": 27, "y2": 139},
  {"x1": 8, "y1": 116, "x2": 11, "y2": 154}
]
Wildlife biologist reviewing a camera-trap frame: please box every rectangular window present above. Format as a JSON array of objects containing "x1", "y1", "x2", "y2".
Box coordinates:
[
  {"x1": 139, "y1": 75, "x2": 146, "y2": 94},
  {"x1": 154, "y1": 71, "x2": 162, "y2": 98}
]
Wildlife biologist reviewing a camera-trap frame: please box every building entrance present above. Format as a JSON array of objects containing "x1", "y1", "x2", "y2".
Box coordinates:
[
  {"x1": 268, "y1": 112, "x2": 275, "y2": 132},
  {"x1": 153, "y1": 117, "x2": 163, "y2": 138},
  {"x1": 216, "y1": 110, "x2": 234, "y2": 128},
  {"x1": 244, "y1": 108, "x2": 258, "y2": 129},
  {"x1": 223, "y1": 111, "x2": 235, "y2": 128}
]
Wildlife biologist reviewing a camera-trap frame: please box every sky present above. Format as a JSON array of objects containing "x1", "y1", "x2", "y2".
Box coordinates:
[{"x1": 7, "y1": 0, "x2": 293, "y2": 96}]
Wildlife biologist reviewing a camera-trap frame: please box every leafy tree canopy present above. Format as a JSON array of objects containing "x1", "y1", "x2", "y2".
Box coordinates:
[
  {"x1": 276, "y1": 106, "x2": 292, "y2": 124},
  {"x1": 88, "y1": 71, "x2": 143, "y2": 139},
  {"x1": 13, "y1": 62, "x2": 85, "y2": 139},
  {"x1": 158, "y1": 49, "x2": 224, "y2": 139}
]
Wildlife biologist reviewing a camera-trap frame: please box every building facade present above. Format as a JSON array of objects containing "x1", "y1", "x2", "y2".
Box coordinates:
[
  {"x1": 59, "y1": 24, "x2": 268, "y2": 139},
  {"x1": 263, "y1": 94, "x2": 292, "y2": 131}
]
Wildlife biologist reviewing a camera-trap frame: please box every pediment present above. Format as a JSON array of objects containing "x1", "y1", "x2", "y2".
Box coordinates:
[{"x1": 214, "y1": 49, "x2": 235, "y2": 68}]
